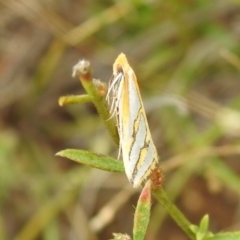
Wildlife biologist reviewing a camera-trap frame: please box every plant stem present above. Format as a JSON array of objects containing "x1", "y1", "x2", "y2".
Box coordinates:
[
  {"x1": 152, "y1": 187, "x2": 195, "y2": 240},
  {"x1": 72, "y1": 59, "x2": 119, "y2": 145}
]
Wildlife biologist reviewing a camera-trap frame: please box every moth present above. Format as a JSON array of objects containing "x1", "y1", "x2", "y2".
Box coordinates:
[{"x1": 107, "y1": 53, "x2": 162, "y2": 188}]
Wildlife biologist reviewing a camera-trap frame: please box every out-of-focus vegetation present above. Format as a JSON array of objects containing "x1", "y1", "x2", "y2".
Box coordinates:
[{"x1": 1, "y1": 0, "x2": 240, "y2": 239}]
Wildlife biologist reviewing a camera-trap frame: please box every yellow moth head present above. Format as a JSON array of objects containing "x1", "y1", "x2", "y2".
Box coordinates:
[{"x1": 113, "y1": 53, "x2": 131, "y2": 75}]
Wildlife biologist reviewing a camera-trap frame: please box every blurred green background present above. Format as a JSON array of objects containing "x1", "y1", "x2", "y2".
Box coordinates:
[{"x1": 1, "y1": 0, "x2": 240, "y2": 239}]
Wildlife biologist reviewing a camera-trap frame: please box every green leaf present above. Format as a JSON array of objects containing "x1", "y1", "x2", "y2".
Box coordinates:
[
  {"x1": 56, "y1": 149, "x2": 124, "y2": 173},
  {"x1": 189, "y1": 215, "x2": 213, "y2": 240},
  {"x1": 133, "y1": 181, "x2": 151, "y2": 240},
  {"x1": 205, "y1": 232, "x2": 240, "y2": 240},
  {"x1": 199, "y1": 214, "x2": 209, "y2": 233},
  {"x1": 189, "y1": 225, "x2": 199, "y2": 235}
]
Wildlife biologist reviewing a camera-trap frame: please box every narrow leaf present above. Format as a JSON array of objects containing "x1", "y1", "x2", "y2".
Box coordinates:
[
  {"x1": 199, "y1": 215, "x2": 209, "y2": 234},
  {"x1": 56, "y1": 149, "x2": 124, "y2": 173},
  {"x1": 133, "y1": 181, "x2": 151, "y2": 240}
]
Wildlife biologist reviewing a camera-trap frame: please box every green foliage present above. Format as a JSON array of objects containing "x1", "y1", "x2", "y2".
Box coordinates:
[
  {"x1": 57, "y1": 56, "x2": 240, "y2": 239},
  {"x1": 1, "y1": 0, "x2": 240, "y2": 239},
  {"x1": 56, "y1": 149, "x2": 124, "y2": 173},
  {"x1": 189, "y1": 215, "x2": 213, "y2": 240},
  {"x1": 133, "y1": 182, "x2": 151, "y2": 240}
]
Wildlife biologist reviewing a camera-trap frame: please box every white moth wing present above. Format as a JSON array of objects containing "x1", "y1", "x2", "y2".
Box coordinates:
[
  {"x1": 118, "y1": 70, "x2": 158, "y2": 187},
  {"x1": 107, "y1": 53, "x2": 160, "y2": 188}
]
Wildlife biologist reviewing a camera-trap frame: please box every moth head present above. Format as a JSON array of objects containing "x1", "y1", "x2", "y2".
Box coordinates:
[{"x1": 113, "y1": 53, "x2": 131, "y2": 74}]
